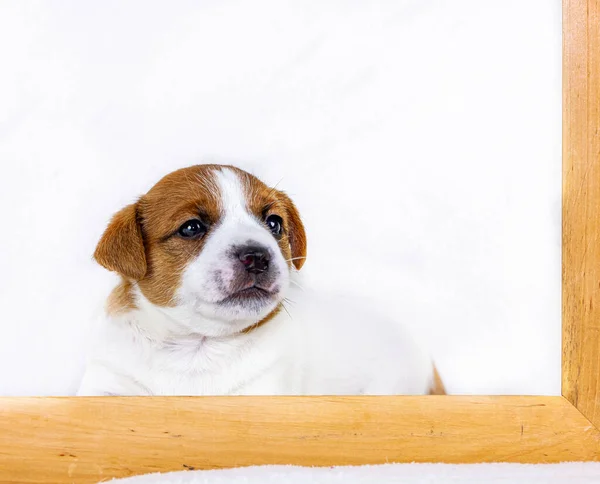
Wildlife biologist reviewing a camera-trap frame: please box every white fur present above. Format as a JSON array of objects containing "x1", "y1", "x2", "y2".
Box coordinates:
[{"x1": 78, "y1": 168, "x2": 435, "y2": 396}]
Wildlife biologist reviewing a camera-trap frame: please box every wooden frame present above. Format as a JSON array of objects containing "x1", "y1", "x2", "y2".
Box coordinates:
[{"x1": 1, "y1": 1, "x2": 598, "y2": 481}]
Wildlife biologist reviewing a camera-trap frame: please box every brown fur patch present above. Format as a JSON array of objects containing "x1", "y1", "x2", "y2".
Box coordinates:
[
  {"x1": 135, "y1": 165, "x2": 223, "y2": 306},
  {"x1": 94, "y1": 203, "x2": 146, "y2": 280},
  {"x1": 106, "y1": 279, "x2": 137, "y2": 316},
  {"x1": 428, "y1": 365, "x2": 446, "y2": 395}
]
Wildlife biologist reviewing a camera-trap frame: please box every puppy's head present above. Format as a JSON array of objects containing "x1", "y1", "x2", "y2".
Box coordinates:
[{"x1": 94, "y1": 165, "x2": 306, "y2": 335}]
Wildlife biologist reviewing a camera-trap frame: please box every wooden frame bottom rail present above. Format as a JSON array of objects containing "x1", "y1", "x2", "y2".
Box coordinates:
[{"x1": 0, "y1": 396, "x2": 598, "y2": 483}]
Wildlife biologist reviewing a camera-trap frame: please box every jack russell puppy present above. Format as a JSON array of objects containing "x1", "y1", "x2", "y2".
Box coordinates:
[{"x1": 78, "y1": 164, "x2": 445, "y2": 396}]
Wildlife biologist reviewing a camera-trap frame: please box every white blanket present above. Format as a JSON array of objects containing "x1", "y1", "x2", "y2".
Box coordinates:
[{"x1": 108, "y1": 463, "x2": 600, "y2": 484}]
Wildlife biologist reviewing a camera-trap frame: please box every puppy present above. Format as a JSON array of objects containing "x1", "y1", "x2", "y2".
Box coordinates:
[{"x1": 78, "y1": 165, "x2": 444, "y2": 396}]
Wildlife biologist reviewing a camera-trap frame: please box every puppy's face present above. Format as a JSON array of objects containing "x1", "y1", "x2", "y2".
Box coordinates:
[{"x1": 94, "y1": 165, "x2": 306, "y2": 335}]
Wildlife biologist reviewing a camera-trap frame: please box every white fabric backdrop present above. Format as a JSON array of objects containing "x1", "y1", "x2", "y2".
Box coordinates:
[{"x1": 0, "y1": 0, "x2": 561, "y2": 395}]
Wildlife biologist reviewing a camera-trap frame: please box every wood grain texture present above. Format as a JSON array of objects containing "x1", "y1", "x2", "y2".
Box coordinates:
[
  {"x1": 562, "y1": 0, "x2": 600, "y2": 427},
  {"x1": 0, "y1": 396, "x2": 598, "y2": 483}
]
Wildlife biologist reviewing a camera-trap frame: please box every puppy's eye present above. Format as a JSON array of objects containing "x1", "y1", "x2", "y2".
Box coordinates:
[
  {"x1": 178, "y1": 219, "x2": 206, "y2": 239},
  {"x1": 266, "y1": 214, "x2": 283, "y2": 238}
]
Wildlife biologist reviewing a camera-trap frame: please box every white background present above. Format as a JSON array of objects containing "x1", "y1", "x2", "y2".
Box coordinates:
[{"x1": 0, "y1": 1, "x2": 561, "y2": 396}]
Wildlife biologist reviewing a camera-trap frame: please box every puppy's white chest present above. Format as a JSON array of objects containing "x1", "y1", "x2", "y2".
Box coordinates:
[{"x1": 85, "y1": 315, "x2": 297, "y2": 396}]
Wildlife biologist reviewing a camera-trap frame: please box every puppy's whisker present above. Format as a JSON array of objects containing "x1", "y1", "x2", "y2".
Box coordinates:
[
  {"x1": 285, "y1": 256, "x2": 307, "y2": 262},
  {"x1": 280, "y1": 301, "x2": 293, "y2": 320},
  {"x1": 289, "y1": 279, "x2": 305, "y2": 291}
]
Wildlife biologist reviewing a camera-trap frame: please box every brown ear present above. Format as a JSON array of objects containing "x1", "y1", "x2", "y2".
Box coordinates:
[
  {"x1": 94, "y1": 202, "x2": 147, "y2": 280},
  {"x1": 279, "y1": 192, "x2": 307, "y2": 270}
]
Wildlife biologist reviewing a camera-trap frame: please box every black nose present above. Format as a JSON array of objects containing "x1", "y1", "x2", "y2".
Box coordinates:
[{"x1": 238, "y1": 247, "x2": 270, "y2": 274}]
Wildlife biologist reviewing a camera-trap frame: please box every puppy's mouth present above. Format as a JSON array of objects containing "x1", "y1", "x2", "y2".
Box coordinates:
[{"x1": 218, "y1": 285, "x2": 277, "y2": 305}]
